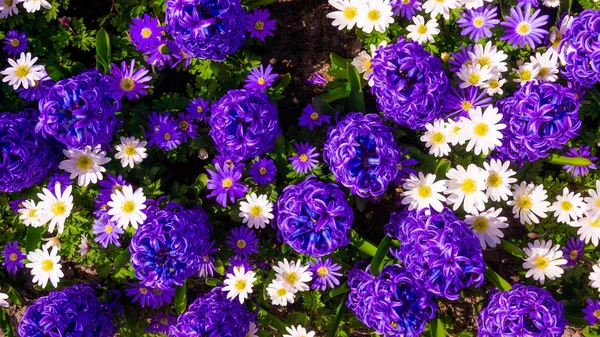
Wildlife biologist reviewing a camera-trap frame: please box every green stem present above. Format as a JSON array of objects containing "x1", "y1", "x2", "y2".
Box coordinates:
[
  {"x1": 261, "y1": 310, "x2": 288, "y2": 332},
  {"x1": 546, "y1": 154, "x2": 593, "y2": 167},
  {"x1": 349, "y1": 229, "x2": 378, "y2": 257},
  {"x1": 245, "y1": 0, "x2": 276, "y2": 10}
]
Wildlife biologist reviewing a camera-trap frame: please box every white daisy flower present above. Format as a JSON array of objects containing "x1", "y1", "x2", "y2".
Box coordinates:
[
  {"x1": 507, "y1": 182, "x2": 550, "y2": 225},
  {"x1": 400, "y1": 172, "x2": 447, "y2": 212},
  {"x1": 548, "y1": 15, "x2": 574, "y2": 65},
  {"x1": 583, "y1": 180, "x2": 600, "y2": 219},
  {"x1": 246, "y1": 322, "x2": 259, "y2": 337},
  {"x1": 421, "y1": 119, "x2": 451, "y2": 157},
  {"x1": 283, "y1": 325, "x2": 316, "y2": 337},
  {"x1": 273, "y1": 259, "x2": 313, "y2": 292},
  {"x1": 542, "y1": 0, "x2": 560, "y2": 8},
  {"x1": 529, "y1": 50, "x2": 559, "y2": 82},
  {"x1": 1, "y1": 52, "x2": 45, "y2": 90},
  {"x1": 351, "y1": 41, "x2": 387, "y2": 86},
  {"x1": 422, "y1": 0, "x2": 459, "y2": 20},
  {"x1": 458, "y1": 63, "x2": 493, "y2": 89},
  {"x1": 465, "y1": 208, "x2": 509, "y2": 249},
  {"x1": 42, "y1": 236, "x2": 61, "y2": 250},
  {"x1": 114, "y1": 136, "x2": 148, "y2": 169},
  {"x1": 22, "y1": 0, "x2": 51, "y2": 13},
  {"x1": 107, "y1": 185, "x2": 147, "y2": 229},
  {"x1": 222, "y1": 266, "x2": 257, "y2": 304},
  {"x1": 513, "y1": 62, "x2": 539, "y2": 85},
  {"x1": 18, "y1": 199, "x2": 44, "y2": 227},
  {"x1": 25, "y1": 246, "x2": 64, "y2": 289},
  {"x1": 444, "y1": 164, "x2": 488, "y2": 214},
  {"x1": 267, "y1": 279, "x2": 296, "y2": 306},
  {"x1": 570, "y1": 215, "x2": 600, "y2": 246},
  {"x1": 0, "y1": 0, "x2": 23, "y2": 18},
  {"x1": 549, "y1": 187, "x2": 585, "y2": 224},
  {"x1": 327, "y1": 0, "x2": 362, "y2": 30},
  {"x1": 406, "y1": 15, "x2": 439, "y2": 44},
  {"x1": 483, "y1": 159, "x2": 517, "y2": 202},
  {"x1": 239, "y1": 193, "x2": 274, "y2": 229},
  {"x1": 59, "y1": 145, "x2": 111, "y2": 187},
  {"x1": 468, "y1": 41, "x2": 509, "y2": 74},
  {"x1": 590, "y1": 263, "x2": 600, "y2": 290},
  {"x1": 0, "y1": 291, "x2": 8, "y2": 308},
  {"x1": 481, "y1": 74, "x2": 506, "y2": 96},
  {"x1": 356, "y1": 0, "x2": 394, "y2": 34},
  {"x1": 458, "y1": 105, "x2": 506, "y2": 155},
  {"x1": 37, "y1": 183, "x2": 74, "y2": 234},
  {"x1": 444, "y1": 118, "x2": 466, "y2": 146},
  {"x1": 460, "y1": 0, "x2": 492, "y2": 9},
  {"x1": 522, "y1": 239, "x2": 566, "y2": 285}
]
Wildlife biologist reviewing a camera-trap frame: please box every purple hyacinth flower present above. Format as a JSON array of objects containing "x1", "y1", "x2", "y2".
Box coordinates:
[
  {"x1": 449, "y1": 44, "x2": 474, "y2": 73},
  {"x1": 500, "y1": 4, "x2": 548, "y2": 49},
  {"x1": 125, "y1": 282, "x2": 174, "y2": 309},
  {"x1": 298, "y1": 104, "x2": 331, "y2": 130},
  {"x1": 290, "y1": 142, "x2": 319, "y2": 174},
  {"x1": 106, "y1": 59, "x2": 152, "y2": 100},
  {"x1": 2, "y1": 241, "x2": 25, "y2": 275},
  {"x1": 129, "y1": 13, "x2": 164, "y2": 52},
  {"x1": 249, "y1": 157, "x2": 277, "y2": 185},
  {"x1": 457, "y1": 5, "x2": 499, "y2": 42},
  {"x1": 394, "y1": 146, "x2": 419, "y2": 184},
  {"x1": 583, "y1": 299, "x2": 600, "y2": 326},
  {"x1": 562, "y1": 237, "x2": 583, "y2": 270},
  {"x1": 391, "y1": 0, "x2": 422, "y2": 20},
  {"x1": 243, "y1": 64, "x2": 278, "y2": 92},
  {"x1": 305, "y1": 72, "x2": 327, "y2": 86},
  {"x1": 3, "y1": 30, "x2": 28, "y2": 57},
  {"x1": 47, "y1": 172, "x2": 73, "y2": 194},
  {"x1": 176, "y1": 112, "x2": 199, "y2": 143},
  {"x1": 246, "y1": 8, "x2": 276, "y2": 42},
  {"x1": 309, "y1": 258, "x2": 342, "y2": 291},
  {"x1": 146, "y1": 312, "x2": 177, "y2": 334},
  {"x1": 444, "y1": 85, "x2": 492, "y2": 118},
  {"x1": 206, "y1": 162, "x2": 248, "y2": 207},
  {"x1": 198, "y1": 240, "x2": 219, "y2": 279},
  {"x1": 562, "y1": 145, "x2": 598, "y2": 178},
  {"x1": 93, "y1": 216, "x2": 124, "y2": 248},
  {"x1": 226, "y1": 226, "x2": 259, "y2": 257},
  {"x1": 185, "y1": 96, "x2": 211, "y2": 122}
]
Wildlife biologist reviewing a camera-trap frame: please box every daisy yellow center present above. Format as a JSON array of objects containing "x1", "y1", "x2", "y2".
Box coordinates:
[
  {"x1": 120, "y1": 77, "x2": 135, "y2": 91},
  {"x1": 9, "y1": 253, "x2": 18, "y2": 261},
  {"x1": 41, "y1": 259, "x2": 54, "y2": 272},
  {"x1": 432, "y1": 132, "x2": 445, "y2": 144},
  {"x1": 591, "y1": 218, "x2": 600, "y2": 228},
  {"x1": 461, "y1": 100, "x2": 473, "y2": 111},
  {"x1": 236, "y1": 240, "x2": 246, "y2": 249},
  {"x1": 234, "y1": 279, "x2": 247, "y2": 290},
  {"x1": 552, "y1": 34, "x2": 562, "y2": 47},
  {"x1": 299, "y1": 154, "x2": 309, "y2": 162},
  {"x1": 569, "y1": 250, "x2": 578, "y2": 260},
  {"x1": 473, "y1": 217, "x2": 488, "y2": 232},
  {"x1": 364, "y1": 58, "x2": 372, "y2": 70},
  {"x1": 77, "y1": 155, "x2": 93, "y2": 171},
  {"x1": 461, "y1": 178, "x2": 477, "y2": 194},
  {"x1": 402, "y1": 0, "x2": 411, "y2": 4},
  {"x1": 10, "y1": 38, "x2": 19, "y2": 47},
  {"x1": 286, "y1": 272, "x2": 299, "y2": 284},
  {"x1": 417, "y1": 185, "x2": 432, "y2": 198},
  {"x1": 593, "y1": 310, "x2": 600, "y2": 319},
  {"x1": 343, "y1": 6, "x2": 357, "y2": 19},
  {"x1": 517, "y1": 196, "x2": 533, "y2": 210},
  {"x1": 453, "y1": 126, "x2": 461, "y2": 134},
  {"x1": 489, "y1": 79, "x2": 499, "y2": 89},
  {"x1": 277, "y1": 288, "x2": 287, "y2": 296},
  {"x1": 179, "y1": 120, "x2": 189, "y2": 131},
  {"x1": 259, "y1": 167, "x2": 267, "y2": 175},
  {"x1": 478, "y1": 57, "x2": 491, "y2": 67},
  {"x1": 254, "y1": 20, "x2": 264, "y2": 31},
  {"x1": 121, "y1": 200, "x2": 136, "y2": 214},
  {"x1": 197, "y1": 106, "x2": 204, "y2": 113},
  {"x1": 125, "y1": 145, "x2": 137, "y2": 156},
  {"x1": 468, "y1": 73, "x2": 480, "y2": 85},
  {"x1": 516, "y1": 22, "x2": 531, "y2": 35},
  {"x1": 417, "y1": 24, "x2": 427, "y2": 34},
  {"x1": 250, "y1": 205, "x2": 263, "y2": 216},
  {"x1": 538, "y1": 67, "x2": 548, "y2": 77},
  {"x1": 28, "y1": 209, "x2": 36, "y2": 217},
  {"x1": 51, "y1": 202, "x2": 67, "y2": 216},
  {"x1": 396, "y1": 163, "x2": 403, "y2": 171},
  {"x1": 560, "y1": 201, "x2": 573, "y2": 211},
  {"x1": 160, "y1": 318, "x2": 169, "y2": 325},
  {"x1": 367, "y1": 9, "x2": 380, "y2": 21},
  {"x1": 317, "y1": 266, "x2": 329, "y2": 277},
  {"x1": 597, "y1": 199, "x2": 600, "y2": 208},
  {"x1": 5, "y1": 0, "x2": 13, "y2": 7},
  {"x1": 488, "y1": 173, "x2": 502, "y2": 187},
  {"x1": 15, "y1": 65, "x2": 29, "y2": 78},
  {"x1": 222, "y1": 178, "x2": 233, "y2": 188},
  {"x1": 141, "y1": 28, "x2": 152, "y2": 38},
  {"x1": 520, "y1": 69, "x2": 532, "y2": 81},
  {"x1": 436, "y1": 0, "x2": 445, "y2": 3},
  {"x1": 164, "y1": 133, "x2": 171, "y2": 140},
  {"x1": 310, "y1": 112, "x2": 319, "y2": 120},
  {"x1": 105, "y1": 224, "x2": 114, "y2": 234},
  {"x1": 474, "y1": 123, "x2": 489, "y2": 136},
  {"x1": 258, "y1": 77, "x2": 266, "y2": 85},
  {"x1": 139, "y1": 287, "x2": 148, "y2": 294},
  {"x1": 473, "y1": 17, "x2": 484, "y2": 28},
  {"x1": 534, "y1": 256, "x2": 548, "y2": 269}
]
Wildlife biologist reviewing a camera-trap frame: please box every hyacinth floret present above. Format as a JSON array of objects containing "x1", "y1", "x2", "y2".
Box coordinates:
[
  {"x1": 37, "y1": 69, "x2": 122, "y2": 149},
  {"x1": 494, "y1": 82, "x2": 581, "y2": 164},
  {"x1": 277, "y1": 176, "x2": 353, "y2": 257},
  {"x1": 478, "y1": 284, "x2": 567, "y2": 336},
  {"x1": 346, "y1": 264, "x2": 437, "y2": 337},
  {"x1": 370, "y1": 37, "x2": 449, "y2": 130},
  {"x1": 323, "y1": 112, "x2": 399, "y2": 198},
  {"x1": 560, "y1": 9, "x2": 600, "y2": 88},
  {"x1": 130, "y1": 201, "x2": 213, "y2": 290},
  {"x1": 18, "y1": 283, "x2": 123, "y2": 337},
  {"x1": 0, "y1": 109, "x2": 62, "y2": 192},
  {"x1": 385, "y1": 207, "x2": 485, "y2": 300},
  {"x1": 209, "y1": 89, "x2": 281, "y2": 162},
  {"x1": 165, "y1": 0, "x2": 247, "y2": 62}
]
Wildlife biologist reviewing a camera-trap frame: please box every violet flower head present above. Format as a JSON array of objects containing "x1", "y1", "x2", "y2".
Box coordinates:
[
  {"x1": 305, "y1": 72, "x2": 327, "y2": 86},
  {"x1": 583, "y1": 299, "x2": 600, "y2": 326},
  {"x1": 457, "y1": 5, "x2": 499, "y2": 42},
  {"x1": 391, "y1": 0, "x2": 422, "y2": 19},
  {"x1": 444, "y1": 85, "x2": 492, "y2": 119},
  {"x1": 125, "y1": 282, "x2": 175, "y2": 309},
  {"x1": 146, "y1": 112, "x2": 184, "y2": 151},
  {"x1": 226, "y1": 255, "x2": 252, "y2": 275},
  {"x1": 518, "y1": 0, "x2": 539, "y2": 6},
  {"x1": 478, "y1": 284, "x2": 567, "y2": 336},
  {"x1": 129, "y1": 13, "x2": 164, "y2": 52},
  {"x1": 186, "y1": 96, "x2": 211, "y2": 122},
  {"x1": 309, "y1": 258, "x2": 342, "y2": 291},
  {"x1": 298, "y1": 103, "x2": 331, "y2": 130},
  {"x1": 370, "y1": 38, "x2": 449, "y2": 130},
  {"x1": 394, "y1": 146, "x2": 419, "y2": 184},
  {"x1": 562, "y1": 237, "x2": 583, "y2": 270},
  {"x1": 198, "y1": 240, "x2": 219, "y2": 279},
  {"x1": 3, "y1": 30, "x2": 28, "y2": 57},
  {"x1": 290, "y1": 142, "x2": 319, "y2": 175},
  {"x1": 16, "y1": 70, "x2": 54, "y2": 102},
  {"x1": 562, "y1": 145, "x2": 597, "y2": 178},
  {"x1": 146, "y1": 312, "x2": 177, "y2": 334},
  {"x1": 561, "y1": 10, "x2": 600, "y2": 87},
  {"x1": 249, "y1": 157, "x2": 277, "y2": 185},
  {"x1": 47, "y1": 172, "x2": 72, "y2": 194},
  {"x1": 500, "y1": 4, "x2": 548, "y2": 48},
  {"x1": 206, "y1": 162, "x2": 248, "y2": 207},
  {"x1": 226, "y1": 226, "x2": 259, "y2": 257},
  {"x1": 2, "y1": 241, "x2": 25, "y2": 275},
  {"x1": 176, "y1": 112, "x2": 199, "y2": 142},
  {"x1": 277, "y1": 177, "x2": 353, "y2": 257},
  {"x1": 448, "y1": 44, "x2": 474, "y2": 73},
  {"x1": 385, "y1": 207, "x2": 486, "y2": 300},
  {"x1": 146, "y1": 38, "x2": 173, "y2": 69},
  {"x1": 106, "y1": 59, "x2": 152, "y2": 100},
  {"x1": 244, "y1": 64, "x2": 278, "y2": 92},
  {"x1": 246, "y1": 8, "x2": 276, "y2": 42},
  {"x1": 93, "y1": 212, "x2": 124, "y2": 248},
  {"x1": 323, "y1": 112, "x2": 400, "y2": 198}
]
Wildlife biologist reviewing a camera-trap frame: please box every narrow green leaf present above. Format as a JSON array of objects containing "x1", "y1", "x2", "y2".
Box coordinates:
[
  {"x1": 273, "y1": 73, "x2": 291, "y2": 94},
  {"x1": 210, "y1": 62, "x2": 236, "y2": 90},
  {"x1": 430, "y1": 314, "x2": 446, "y2": 337},
  {"x1": 5, "y1": 285, "x2": 22, "y2": 305},
  {"x1": 274, "y1": 134, "x2": 289, "y2": 182},
  {"x1": 311, "y1": 96, "x2": 337, "y2": 116},
  {"x1": 175, "y1": 281, "x2": 187, "y2": 314},
  {"x1": 326, "y1": 293, "x2": 349, "y2": 337},
  {"x1": 329, "y1": 282, "x2": 350, "y2": 298},
  {"x1": 346, "y1": 64, "x2": 365, "y2": 113},
  {"x1": 25, "y1": 226, "x2": 44, "y2": 252},
  {"x1": 547, "y1": 154, "x2": 593, "y2": 167},
  {"x1": 370, "y1": 236, "x2": 392, "y2": 276},
  {"x1": 328, "y1": 68, "x2": 347, "y2": 80},
  {"x1": 205, "y1": 278, "x2": 220, "y2": 286},
  {"x1": 214, "y1": 257, "x2": 225, "y2": 276},
  {"x1": 245, "y1": 0, "x2": 276, "y2": 10},
  {"x1": 0, "y1": 309, "x2": 14, "y2": 337},
  {"x1": 349, "y1": 229, "x2": 378, "y2": 257},
  {"x1": 484, "y1": 266, "x2": 512, "y2": 291},
  {"x1": 113, "y1": 249, "x2": 131, "y2": 271},
  {"x1": 565, "y1": 315, "x2": 589, "y2": 326},
  {"x1": 321, "y1": 86, "x2": 350, "y2": 103},
  {"x1": 499, "y1": 239, "x2": 526, "y2": 259},
  {"x1": 434, "y1": 158, "x2": 451, "y2": 177},
  {"x1": 330, "y1": 53, "x2": 351, "y2": 69},
  {"x1": 260, "y1": 309, "x2": 288, "y2": 332},
  {"x1": 95, "y1": 28, "x2": 111, "y2": 73},
  {"x1": 44, "y1": 64, "x2": 69, "y2": 82}
]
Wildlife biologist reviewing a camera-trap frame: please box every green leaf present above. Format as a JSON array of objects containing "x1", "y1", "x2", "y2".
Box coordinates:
[
  {"x1": 113, "y1": 249, "x2": 131, "y2": 271},
  {"x1": 349, "y1": 229, "x2": 378, "y2": 257},
  {"x1": 175, "y1": 281, "x2": 187, "y2": 314},
  {"x1": 430, "y1": 314, "x2": 446, "y2": 337},
  {"x1": 260, "y1": 310, "x2": 288, "y2": 332},
  {"x1": 45, "y1": 64, "x2": 69, "y2": 82},
  {"x1": 565, "y1": 315, "x2": 589, "y2": 326},
  {"x1": 214, "y1": 257, "x2": 225, "y2": 275},
  {"x1": 434, "y1": 158, "x2": 452, "y2": 177},
  {"x1": 370, "y1": 236, "x2": 392, "y2": 276},
  {"x1": 210, "y1": 62, "x2": 236, "y2": 90},
  {"x1": 5, "y1": 285, "x2": 22, "y2": 305},
  {"x1": 312, "y1": 96, "x2": 337, "y2": 116},
  {"x1": 0, "y1": 309, "x2": 14, "y2": 337},
  {"x1": 329, "y1": 282, "x2": 350, "y2": 298},
  {"x1": 346, "y1": 64, "x2": 365, "y2": 113},
  {"x1": 95, "y1": 28, "x2": 111, "y2": 73},
  {"x1": 330, "y1": 53, "x2": 351, "y2": 69},
  {"x1": 326, "y1": 293, "x2": 349, "y2": 337},
  {"x1": 205, "y1": 278, "x2": 220, "y2": 286},
  {"x1": 96, "y1": 262, "x2": 111, "y2": 278},
  {"x1": 499, "y1": 239, "x2": 526, "y2": 259},
  {"x1": 484, "y1": 266, "x2": 512, "y2": 291},
  {"x1": 274, "y1": 134, "x2": 289, "y2": 182},
  {"x1": 25, "y1": 226, "x2": 44, "y2": 252},
  {"x1": 321, "y1": 86, "x2": 350, "y2": 103},
  {"x1": 272, "y1": 73, "x2": 291, "y2": 94},
  {"x1": 547, "y1": 154, "x2": 593, "y2": 167},
  {"x1": 245, "y1": 0, "x2": 276, "y2": 10}
]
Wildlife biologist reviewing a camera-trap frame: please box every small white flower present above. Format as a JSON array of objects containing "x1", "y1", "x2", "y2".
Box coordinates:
[
  {"x1": 59, "y1": 145, "x2": 111, "y2": 187},
  {"x1": 570, "y1": 215, "x2": 600, "y2": 246},
  {"x1": 245, "y1": 322, "x2": 259, "y2": 337},
  {"x1": 529, "y1": 50, "x2": 559, "y2": 82},
  {"x1": 107, "y1": 185, "x2": 147, "y2": 229},
  {"x1": 78, "y1": 234, "x2": 91, "y2": 256},
  {"x1": 458, "y1": 64, "x2": 493, "y2": 89},
  {"x1": 549, "y1": 187, "x2": 585, "y2": 224},
  {"x1": 239, "y1": 193, "x2": 274, "y2": 229},
  {"x1": 444, "y1": 118, "x2": 466, "y2": 146},
  {"x1": 513, "y1": 62, "x2": 539, "y2": 85},
  {"x1": 283, "y1": 325, "x2": 316, "y2": 337},
  {"x1": 1, "y1": 52, "x2": 45, "y2": 90},
  {"x1": 590, "y1": 263, "x2": 600, "y2": 290},
  {"x1": 483, "y1": 159, "x2": 517, "y2": 202},
  {"x1": 18, "y1": 199, "x2": 44, "y2": 227},
  {"x1": 222, "y1": 266, "x2": 257, "y2": 304},
  {"x1": 273, "y1": 258, "x2": 313, "y2": 292},
  {"x1": 0, "y1": 291, "x2": 8, "y2": 308},
  {"x1": 548, "y1": 15, "x2": 574, "y2": 65},
  {"x1": 400, "y1": 172, "x2": 447, "y2": 212},
  {"x1": 522, "y1": 239, "x2": 566, "y2": 285},
  {"x1": 583, "y1": 180, "x2": 600, "y2": 219},
  {"x1": 481, "y1": 74, "x2": 506, "y2": 96},
  {"x1": 468, "y1": 41, "x2": 508, "y2": 74},
  {"x1": 25, "y1": 246, "x2": 64, "y2": 289},
  {"x1": 356, "y1": 0, "x2": 394, "y2": 34},
  {"x1": 460, "y1": 0, "x2": 492, "y2": 9},
  {"x1": 406, "y1": 15, "x2": 439, "y2": 44},
  {"x1": 465, "y1": 208, "x2": 509, "y2": 249},
  {"x1": 0, "y1": 0, "x2": 23, "y2": 18},
  {"x1": 327, "y1": 0, "x2": 362, "y2": 30},
  {"x1": 421, "y1": 119, "x2": 451, "y2": 157},
  {"x1": 37, "y1": 183, "x2": 74, "y2": 234},
  {"x1": 351, "y1": 41, "x2": 387, "y2": 87},
  {"x1": 507, "y1": 182, "x2": 550, "y2": 225},
  {"x1": 458, "y1": 105, "x2": 506, "y2": 155},
  {"x1": 267, "y1": 279, "x2": 296, "y2": 306},
  {"x1": 422, "y1": 0, "x2": 460, "y2": 20},
  {"x1": 114, "y1": 136, "x2": 148, "y2": 169},
  {"x1": 542, "y1": 0, "x2": 560, "y2": 8},
  {"x1": 22, "y1": 0, "x2": 51, "y2": 13},
  {"x1": 42, "y1": 236, "x2": 61, "y2": 250},
  {"x1": 444, "y1": 164, "x2": 488, "y2": 213}
]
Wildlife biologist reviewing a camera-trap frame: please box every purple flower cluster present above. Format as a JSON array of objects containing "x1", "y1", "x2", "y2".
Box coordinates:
[
  {"x1": 0, "y1": 110, "x2": 62, "y2": 192},
  {"x1": 130, "y1": 202, "x2": 213, "y2": 290},
  {"x1": 323, "y1": 113, "x2": 399, "y2": 198},
  {"x1": 494, "y1": 82, "x2": 581, "y2": 164},
  {"x1": 209, "y1": 89, "x2": 281, "y2": 162},
  {"x1": 37, "y1": 69, "x2": 122, "y2": 149},
  {"x1": 277, "y1": 177, "x2": 353, "y2": 257},
  {"x1": 18, "y1": 283, "x2": 123, "y2": 337},
  {"x1": 146, "y1": 111, "x2": 198, "y2": 151},
  {"x1": 165, "y1": 0, "x2": 247, "y2": 62},
  {"x1": 560, "y1": 9, "x2": 600, "y2": 88},
  {"x1": 478, "y1": 284, "x2": 567, "y2": 336},
  {"x1": 169, "y1": 287, "x2": 256, "y2": 337},
  {"x1": 385, "y1": 207, "x2": 485, "y2": 300},
  {"x1": 370, "y1": 38, "x2": 449, "y2": 130},
  {"x1": 347, "y1": 264, "x2": 437, "y2": 337}
]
